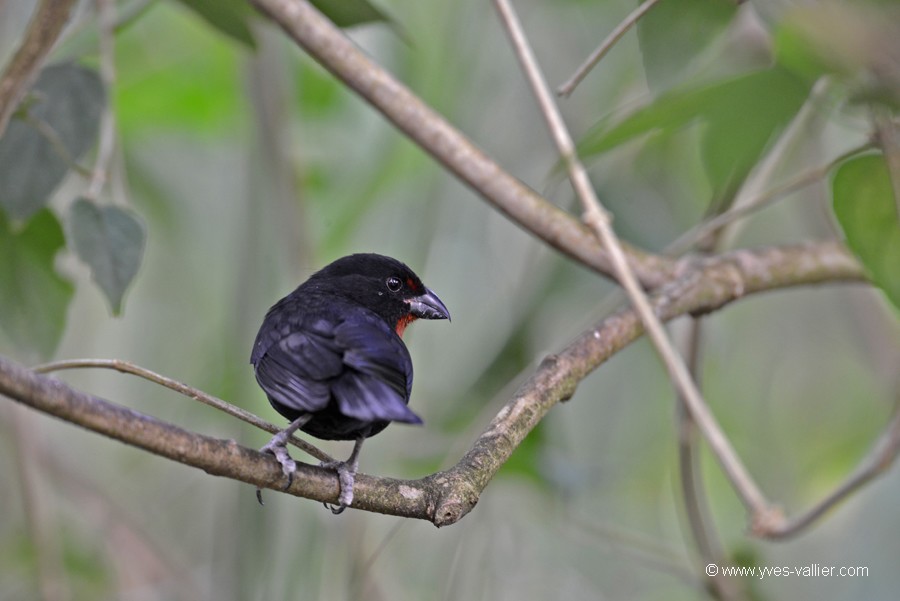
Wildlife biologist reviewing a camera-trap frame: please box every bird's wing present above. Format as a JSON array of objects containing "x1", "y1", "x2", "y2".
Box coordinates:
[
  {"x1": 331, "y1": 315, "x2": 421, "y2": 424},
  {"x1": 253, "y1": 322, "x2": 344, "y2": 413},
  {"x1": 253, "y1": 309, "x2": 420, "y2": 424}
]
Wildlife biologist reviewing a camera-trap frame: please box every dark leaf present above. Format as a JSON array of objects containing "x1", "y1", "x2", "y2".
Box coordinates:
[
  {"x1": 0, "y1": 210, "x2": 74, "y2": 358},
  {"x1": 0, "y1": 64, "x2": 105, "y2": 221},
  {"x1": 69, "y1": 198, "x2": 146, "y2": 315},
  {"x1": 311, "y1": 0, "x2": 390, "y2": 28},
  {"x1": 579, "y1": 66, "x2": 810, "y2": 197},
  {"x1": 173, "y1": 0, "x2": 257, "y2": 47}
]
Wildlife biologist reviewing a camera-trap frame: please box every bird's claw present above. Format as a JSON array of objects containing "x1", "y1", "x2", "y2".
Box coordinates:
[
  {"x1": 320, "y1": 459, "x2": 356, "y2": 514},
  {"x1": 268, "y1": 444, "x2": 298, "y2": 487},
  {"x1": 256, "y1": 436, "x2": 298, "y2": 505}
]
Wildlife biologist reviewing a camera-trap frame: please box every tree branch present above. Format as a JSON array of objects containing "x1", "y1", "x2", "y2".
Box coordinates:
[
  {"x1": 247, "y1": 0, "x2": 675, "y2": 287},
  {"x1": 0, "y1": 355, "x2": 345, "y2": 508},
  {"x1": 676, "y1": 319, "x2": 744, "y2": 601},
  {"x1": 32, "y1": 358, "x2": 335, "y2": 463},
  {"x1": 85, "y1": 0, "x2": 118, "y2": 200},
  {"x1": 492, "y1": 0, "x2": 771, "y2": 529},
  {"x1": 556, "y1": 0, "x2": 666, "y2": 98},
  {"x1": 761, "y1": 393, "x2": 900, "y2": 539},
  {"x1": 1, "y1": 242, "x2": 868, "y2": 529},
  {"x1": 0, "y1": 0, "x2": 78, "y2": 139}
]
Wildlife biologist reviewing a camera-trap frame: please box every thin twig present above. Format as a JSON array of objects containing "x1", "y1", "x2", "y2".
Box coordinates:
[
  {"x1": 666, "y1": 142, "x2": 875, "y2": 256},
  {"x1": 716, "y1": 77, "x2": 831, "y2": 251},
  {"x1": 21, "y1": 111, "x2": 92, "y2": 177},
  {"x1": 493, "y1": 0, "x2": 775, "y2": 527},
  {"x1": 0, "y1": 0, "x2": 78, "y2": 138},
  {"x1": 32, "y1": 358, "x2": 334, "y2": 463},
  {"x1": 85, "y1": 0, "x2": 118, "y2": 200},
  {"x1": 762, "y1": 394, "x2": 900, "y2": 539},
  {"x1": 676, "y1": 319, "x2": 744, "y2": 601},
  {"x1": 248, "y1": 0, "x2": 676, "y2": 288},
  {"x1": 872, "y1": 109, "x2": 900, "y2": 221},
  {"x1": 557, "y1": 0, "x2": 665, "y2": 98}
]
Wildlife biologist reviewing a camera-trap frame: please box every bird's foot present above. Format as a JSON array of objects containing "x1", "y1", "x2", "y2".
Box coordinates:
[
  {"x1": 319, "y1": 459, "x2": 357, "y2": 514},
  {"x1": 256, "y1": 432, "x2": 298, "y2": 505}
]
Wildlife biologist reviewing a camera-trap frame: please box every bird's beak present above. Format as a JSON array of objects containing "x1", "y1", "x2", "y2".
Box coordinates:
[{"x1": 407, "y1": 287, "x2": 451, "y2": 321}]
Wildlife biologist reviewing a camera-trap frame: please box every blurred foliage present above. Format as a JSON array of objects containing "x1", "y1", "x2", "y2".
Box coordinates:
[
  {"x1": 775, "y1": 2, "x2": 900, "y2": 108},
  {"x1": 0, "y1": 63, "x2": 104, "y2": 220},
  {"x1": 1, "y1": 0, "x2": 899, "y2": 600},
  {"x1": 114, "y1": 11, "x2": 246, "y2": 135},
  {"x1": 173, "y1": 0, "x2": 393, "y2": 47},
  {"x1": 636, "y1": 0, "x2": 738, "y2": 93},
  {"x1": 69, "y1": 198, "x2": 146, "y2": 315},
  {"x1": 833, "y1": 154, "x2": 900, "y2": 312},
  {"x1": 579, "y1": 65, "x2": 810, "y2": 199},
  {"x1": 0, "y1": 209, "x2": 73, "y2": 358},
  {"x1": 173, "y1": 0, "x2": 258, "y2": 48}
]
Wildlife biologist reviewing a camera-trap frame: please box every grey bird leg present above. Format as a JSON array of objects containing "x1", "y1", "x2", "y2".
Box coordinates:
[
  {"x1": 321, "y1": 435, "x2": 366, "y2": 514},
  {"x1": 256, "y1": 415, "x2": 311, "y2": 505}
]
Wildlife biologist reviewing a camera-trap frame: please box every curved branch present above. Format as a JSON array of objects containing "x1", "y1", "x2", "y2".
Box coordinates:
[
  {"x1": 763, "y1": 395, "x2": 900, "y2": 539},
  {"x1": 1, "y1": 242, "x2": 868, "y2": 528},
  {"x1": 32, "y1": 358, "x2": 335, "y2": 463},
  {"x1": 494, "y1": 0, "x2": 768, "y2": 520},
  {"x1": 0, "y1": 356, "x2": 344, "y2": 505},
  {"x1": 248, "y1": 0, "x2": 675, "y2": 287}
]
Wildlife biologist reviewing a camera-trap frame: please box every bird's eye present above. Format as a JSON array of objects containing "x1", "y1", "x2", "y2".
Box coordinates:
[{"x1": 386, "y1": 276, "x2": 402, "y2": 292}]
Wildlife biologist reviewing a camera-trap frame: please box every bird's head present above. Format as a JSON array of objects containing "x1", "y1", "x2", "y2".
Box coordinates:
[{"x1": 312, "y1": 253, "x2": 450, "y2": 337}]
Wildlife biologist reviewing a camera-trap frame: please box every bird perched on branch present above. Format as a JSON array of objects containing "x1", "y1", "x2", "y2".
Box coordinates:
[{"x1": 250, "y1": 253, "x2": 450, "y2": 513}]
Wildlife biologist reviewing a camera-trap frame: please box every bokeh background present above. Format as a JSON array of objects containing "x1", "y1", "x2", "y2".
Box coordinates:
[{"x1": 2, "y1": 0, "x2": 900, "y2": 599}]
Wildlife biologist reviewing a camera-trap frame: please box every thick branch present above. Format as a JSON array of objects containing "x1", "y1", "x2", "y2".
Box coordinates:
[
  {"x1": 247, "y1": 0, "x2": 674, "y2": 287},
  {"x1": 1, "y1": 242, "x2": 867, "y2": 528},
  {"x1": 33, "y1": 358, "x2": 335, "y2": 463},
  {"x1": 0, "y1": 0, "x2": 77, "y2": 138},
  {"x1": 0, "y1": 355, "x2": 347, "y2": 506}
]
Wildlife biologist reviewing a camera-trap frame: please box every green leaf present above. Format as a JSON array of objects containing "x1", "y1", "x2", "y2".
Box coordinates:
[
  {"x1": 311, "y1": 0, "x2": 390, "y2": 28},
  {"x1": 637, "y1": 0, "x2": 738, "y2": 93},
  {"x1": 0, "y1": 210, "x2": 74, "y2": 358},
  {"x1": 0, "y1": 64, "x2": 105, "y2": 221},
  {"x1": 580, "y1": 66, "x2": 810, "y2": 197},
  {"x1": 832, "y1": 154, "x2": 900, "y2": 311},
  {"x1": 173, "y1": 0, "x2": 256, "y2": 47},
  {"x1": 69, "y1": 199, "x2": 146, "y2": 315}
]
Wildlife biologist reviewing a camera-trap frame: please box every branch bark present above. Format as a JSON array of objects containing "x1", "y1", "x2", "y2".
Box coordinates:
[
  {"x1": 494, "y1": 0, "x2": 770, "y2": 525},
  {"x1": 247, "y1": 0, "x2": 675, "y2": 287},
  {"x1": 0, "y1": 0, "x2": 77, "y2": 139},
  {"x1": 1, "y1": 242, "x2": 866, "y2": 528}
]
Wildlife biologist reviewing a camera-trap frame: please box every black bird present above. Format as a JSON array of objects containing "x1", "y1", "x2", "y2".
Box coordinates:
[{"x1": 250, "y1": 253, "x2": 450, "y2": 512}]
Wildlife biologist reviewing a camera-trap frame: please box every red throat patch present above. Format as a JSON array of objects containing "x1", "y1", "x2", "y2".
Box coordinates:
[{"x1": 395, "y1": 314, "x2": 417, "y2": 337}]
